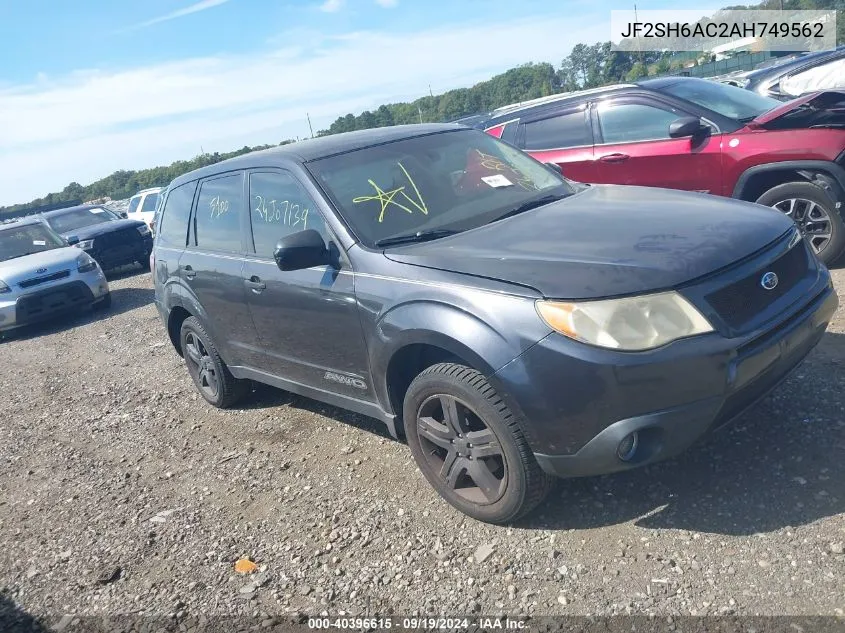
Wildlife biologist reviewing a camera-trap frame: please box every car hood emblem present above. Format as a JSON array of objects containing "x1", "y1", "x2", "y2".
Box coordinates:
[
  {"x1": 36, "y1": 267, "x2": 48, "y2": 274},
  {"x1": 760, "y1": 271, "x2": 779, "y2": 290}
]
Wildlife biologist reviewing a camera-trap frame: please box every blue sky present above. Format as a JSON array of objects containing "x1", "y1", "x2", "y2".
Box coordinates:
[{"x1": 0, "y1": 0, "x2": 677, "y2": 206}]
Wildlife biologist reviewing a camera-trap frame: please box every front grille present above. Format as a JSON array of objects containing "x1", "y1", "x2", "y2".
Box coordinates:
[
  {"x1": 16, "y1": 281, "x2": 93, "y2": 324},
  {"x1": 705, "y1": 241, "x2": 809, "y2": 330},
  {"x1": 96, "y1": 228, "x2": 140, "y2": 248},
  {"x1": 18, "y1": 269, "x2": 70, "y2": 289}
]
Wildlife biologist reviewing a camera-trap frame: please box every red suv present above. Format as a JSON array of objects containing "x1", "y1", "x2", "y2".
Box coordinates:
[{"x1": 476, "y1": 78, "x2": 845, "y2": 265}]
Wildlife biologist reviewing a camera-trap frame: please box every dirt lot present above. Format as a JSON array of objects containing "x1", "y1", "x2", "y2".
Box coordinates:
[{"x1": 1, "y1": 264, "x2": 843, "y2": 622}]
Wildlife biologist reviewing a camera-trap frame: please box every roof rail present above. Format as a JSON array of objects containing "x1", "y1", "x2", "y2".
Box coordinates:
[{"x1": 491, "y1": 84, "x2": 635, "y2": 116}]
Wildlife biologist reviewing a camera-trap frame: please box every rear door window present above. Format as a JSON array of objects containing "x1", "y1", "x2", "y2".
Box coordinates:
[
  {"x1": 127, "y1": 196, "x2": 141, "y2": 214},
  {"x1": 157, "y1": 182, "x2": 197, "y2": 247},
  {"x1": 192, "y1": 173, "x2": 244, "y2": 253}
]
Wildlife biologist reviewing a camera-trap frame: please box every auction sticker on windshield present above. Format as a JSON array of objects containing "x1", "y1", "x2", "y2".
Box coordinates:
[{"x1": 481, "y1": 174, "x2": 514, "y2": 188}]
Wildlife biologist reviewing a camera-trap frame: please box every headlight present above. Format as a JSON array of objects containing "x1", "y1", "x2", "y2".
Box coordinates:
[
  {"x1": 536, "y1": 291, "x2": 714, "y2": 351},
  {"x1": 137, "y1": 225, "x2": 151, "y2": 236},
  {"x1": 76, "y1": 253, "x2": 98, "y2": 273},
  {"x1": 0, "y1": 280, "x2": 10, "y2": 294},
  {"x1": 75, "y1": 239, "x2": 94, "y2": 250}
]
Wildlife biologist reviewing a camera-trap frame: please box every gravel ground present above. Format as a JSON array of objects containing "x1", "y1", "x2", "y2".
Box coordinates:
[{"x1": 0, "y1": 264, "x2": 843, "y2": 623}]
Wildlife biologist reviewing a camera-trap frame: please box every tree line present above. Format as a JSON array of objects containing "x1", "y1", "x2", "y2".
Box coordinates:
[{"x1": 2, "y1": 0, "x2": 841, "y2": 219}]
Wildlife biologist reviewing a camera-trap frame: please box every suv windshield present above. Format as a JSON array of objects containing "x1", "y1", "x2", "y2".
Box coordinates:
[
  {"x1": 660, "y1": 78, "x2": 781, "y2": 121},
  {"x1": 0, "y1": 223, "x2": 66, "y2": 262},
  {"x1": 307, "y1": 129, "x2": 571, "y2": 248},
  {"x1": 45, "y1": 207, "x2": 118, "y2": 233}
]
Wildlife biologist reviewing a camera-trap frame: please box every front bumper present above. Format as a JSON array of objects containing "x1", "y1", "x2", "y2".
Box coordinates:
[
  {"x1": 85, "y1": 234, "x2": 153, "y2": 270},
  {"x1": 0, "y1": 268, "x2": 109, "y2": 332},
  {"x1": 492, "y1": 278, "x2": 838, "y2": 478}
]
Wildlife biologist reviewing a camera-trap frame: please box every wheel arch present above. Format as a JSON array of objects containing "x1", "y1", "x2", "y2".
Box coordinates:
[
  {"x1": 166, "y1": 305, "x2": 193, "y2": 356},
  {"x1": 374, "y1": 301, "x2": 525, "y2": 436},
  {"x1": 732, "y1": 160, "x2": 845, "y2": 204}
]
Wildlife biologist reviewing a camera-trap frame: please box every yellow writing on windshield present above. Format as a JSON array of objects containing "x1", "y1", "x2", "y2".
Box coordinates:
[
  {"x1": 352, "y1": 162, "x2": 429, "y2": 223},
  {"x1": 474, "y1": 150, "x2": 537, "y2": 192}
]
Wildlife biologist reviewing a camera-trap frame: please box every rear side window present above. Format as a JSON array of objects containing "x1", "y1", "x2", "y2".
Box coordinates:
[
  {"x1": 248, "y1": 171, "x2": 328, "y2": 258},
  {"x1": 522, "y1": 110, "x2": 591, "y2": 150},
  {"x1": 141, "y1": 192, "x2": 160, "y2": 212},
  {"x1": 127, "y1": 196, "x2": 141, "y2": 214},
  {"x1": 193, "y1": 173, "x2": 243, "y2": 253},
  {"x1": 157, "y1": 182, "x2": 196, "y2": 247}
]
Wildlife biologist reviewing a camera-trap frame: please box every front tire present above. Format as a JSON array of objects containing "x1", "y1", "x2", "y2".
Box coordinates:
[
  {"x1": 404, "y1": 363, "x2": 553, "y2": 524},
  {"x1": 756, "y1": 181, "x2": 845, "y2": 265},
  {"x1": 179, "y1": 317, "x2": 248, "y2": 408}
]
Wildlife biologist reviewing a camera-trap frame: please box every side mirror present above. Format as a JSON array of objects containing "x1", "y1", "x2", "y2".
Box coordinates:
[
  {"x1": 669, "y1": 116, "x2": 706, "y2": 138},
  {"x1": 273, "y1": 229, "x2": 329, "y2": 271},
  {"x1": 120, "y1": 211, "x2": 128, "y2": 219},
  {"x1": 545, "y1": 162, "x2": 564, "y2": 176},
  {"x1": 67, "y1": 235, "x2": 80, "y2": 246}
]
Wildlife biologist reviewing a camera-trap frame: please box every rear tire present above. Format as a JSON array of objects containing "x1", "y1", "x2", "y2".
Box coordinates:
[
  {"x1": 404, "y1": 363, "x2": 553, "y2": 524},
  {"x1": 756, "y1": 181, "x2": 845, "y2": 265},
  {"x1": 179, "y1": 316, "x2": 249, "y2": 408}
]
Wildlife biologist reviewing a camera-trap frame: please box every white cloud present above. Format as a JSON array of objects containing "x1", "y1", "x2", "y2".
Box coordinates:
[
  {"x1": 375, "y1": 0, "x2": 398, "y2": 7},
  {"x1": 319, "y1": 0, "x2": 345, "y2": 13},
  {"x1": 0, "y1": 14, "x2": 606, "y2": 206},
  {"x1": 125, "y1": 0, "x2": 231, "y2": 31}
]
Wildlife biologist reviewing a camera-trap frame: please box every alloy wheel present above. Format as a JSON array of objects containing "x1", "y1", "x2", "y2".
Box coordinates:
[
  {"x1": 415, "y1": 394, "x2": 507, "y2": 505},
  {"x1": 184, "y1": 332, "x2": 219, "y2": 399},
  {"x1": 772, "y1": 197, "x2": 833, "y2": 255}
]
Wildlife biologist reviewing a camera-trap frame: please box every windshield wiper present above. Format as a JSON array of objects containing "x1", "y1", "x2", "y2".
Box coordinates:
[
  {"x1": 492, "y1": 193, "x2": 569, "y2": 223},
  {"x1": 375, "y1": 229, "x2": 460, "y2": 248}
]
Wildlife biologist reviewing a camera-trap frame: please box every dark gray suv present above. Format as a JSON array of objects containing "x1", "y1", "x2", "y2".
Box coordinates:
[{"x1": 152, "y1": 124, "x2": 837, "y2": 523}]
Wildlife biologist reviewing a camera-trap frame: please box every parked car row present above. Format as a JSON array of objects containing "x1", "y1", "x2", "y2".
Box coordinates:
[
  {"x1": 0, "y1": 218, "x2": 111, "y2": 335},
  {"x1": 714, "y1": 46, "x2": 845, "y2": 100},
  {"x1": 464, "y1": 76, "x2": 845, "y2": 265},
  {"x1": 149, "y1": 123, "x2": 838, "y2": 524},
  {"x1": 0, "y1": 196, "x2": 158, "y2": 337}
]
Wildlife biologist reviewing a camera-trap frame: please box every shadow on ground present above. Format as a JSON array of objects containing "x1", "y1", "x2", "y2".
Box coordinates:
[
  {"x1": 241, "y1": 381, "x2": 395, "y2": 441},
  {"x1": 0, "y1": 594, "x2": 47, "y2": 633},
  {"x1": 1, "y1": 287, "x2": 154, "y2": 343},
  {"x1": 104, "y1": 263, "x2": 149, "y2": 281}
]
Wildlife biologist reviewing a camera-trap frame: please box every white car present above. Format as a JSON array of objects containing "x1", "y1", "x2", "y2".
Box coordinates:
[{"x1": 126, "y1": 187, "x2": 163, "y2": 233}]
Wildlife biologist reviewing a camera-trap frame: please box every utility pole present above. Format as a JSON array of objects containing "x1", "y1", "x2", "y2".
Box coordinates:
[{"x1": 306, "y1": 113, "x2": 314, "y2": 139}]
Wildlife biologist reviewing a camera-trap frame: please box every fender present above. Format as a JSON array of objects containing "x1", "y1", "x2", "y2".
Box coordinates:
[
  {"x1": 370, "y1": 299, "x2": 539, "y2": 416},
  {"x1": 163, "y1": 279, "x2": 226, "y2": 359},
  {"x1": 732, "y1": 160, "x2": 845, "y2": 202}
]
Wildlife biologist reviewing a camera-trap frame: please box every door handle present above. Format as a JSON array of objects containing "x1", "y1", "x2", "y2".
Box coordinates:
[
  {"x1": 598, "y1": 153, "x2": 630, "y2": 163},
  {"x1": 182, "y1": 265, "x2": 196, "y2": 280},
  {"x1": 244, "y1": 276, "x2": 266, "y2": 292}
]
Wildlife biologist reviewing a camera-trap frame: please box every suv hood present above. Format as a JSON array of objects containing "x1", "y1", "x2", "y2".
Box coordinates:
[
  {"x1": 383, "y1": 185, "x2": 794, "y2": 299},
  {"x1": 57, "y1": 218, "x2": 145, "y2": 240},
  {"x1": 748, "y1": 90, "x2": 845, "y2": 129},
  {"x1": 0, "y1": 247, "x2": 82, "y2": 285}
]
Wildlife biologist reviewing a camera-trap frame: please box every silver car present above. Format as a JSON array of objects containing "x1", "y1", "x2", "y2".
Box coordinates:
[{"x1": 0, "y1": 218, "x2": 110, "y2": 334}]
